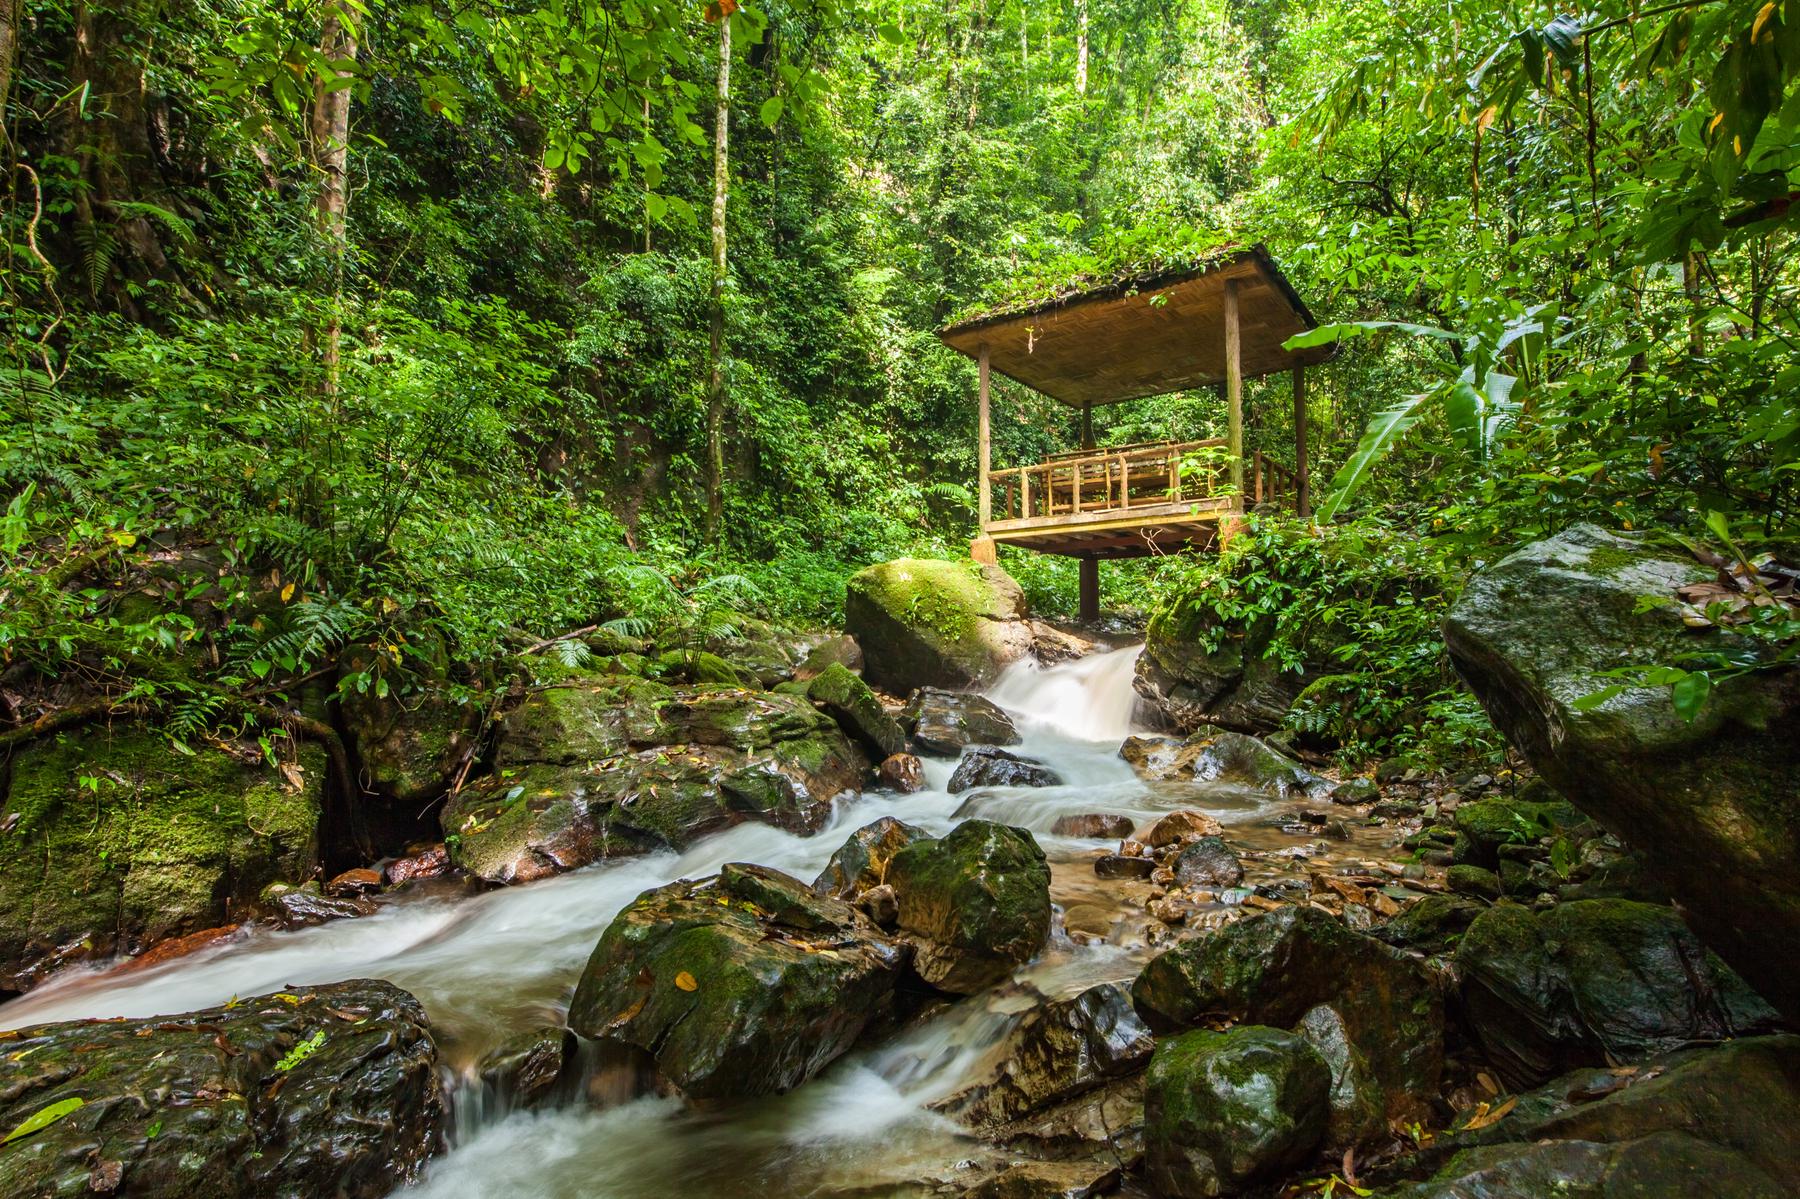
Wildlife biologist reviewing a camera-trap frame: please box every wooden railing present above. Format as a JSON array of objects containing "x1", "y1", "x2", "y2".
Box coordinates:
[
  {"x1": 989, "y1": 440, "x2": 1302, "y2": 525},
  {"x1": 1251, "y1": 450, "x2": 1301, "y2": 511}
]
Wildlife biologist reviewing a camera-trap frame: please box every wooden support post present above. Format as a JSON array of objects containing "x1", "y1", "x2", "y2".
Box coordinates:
[
  {"x1": 970, "y1": 343, "x2": 996, "y2": 563},
  {"x1": 1081, "y1": 401, "x2": 1094, "y2": 450},
  {"x1": 1224, "y1": 277, "x2": 1244, "y2": 501},
  {"x1": 1078, "y1": 558, "x2": 1100, "y2": 624},
  {"x1": 1293, "y1": 364, "x2": 1310, "y2": 518},
  {"x1": 977, "y1": 344, "x2": 992, "y2": 528}
]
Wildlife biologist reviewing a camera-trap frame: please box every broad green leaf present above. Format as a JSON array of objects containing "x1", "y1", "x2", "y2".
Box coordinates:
[
  {"x1": 759, "y1": 95, "x2": 784, "y2": 128},
  {"x1": 1671, "y1": 671, "x2": 1712, "y2": 721},
  {"x1": 1315, "y1": 394, "x2": 1428, "y2": 522},
  {"x1": 4, "y1": 1098, "x2": 85, "y2": 1145},
  {"x1": 1284, "y1": 320, "x2": 1459, "y2": 351}
]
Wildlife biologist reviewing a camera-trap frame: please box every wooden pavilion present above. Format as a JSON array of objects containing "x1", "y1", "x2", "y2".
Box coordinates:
[{"x1": 937, "y1": 245, "x2": 1331, "y2": 622}]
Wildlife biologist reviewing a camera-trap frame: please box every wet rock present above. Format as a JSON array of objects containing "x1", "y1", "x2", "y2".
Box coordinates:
[
  {"x1": 654, "y1": 648, "x2": 761, "y2": 688},
  {"x1": 1446, "y1": 864, "x2": 1502, "y2": 900},
  {"x1": 1454, "y1": 900, "x2": 1781, "y2": 1088},
  {"x1": 0, "y1": 729, "x2": 323, "y2": 992},
  {"x1": 326, "y1": 867, "x2": 384, "y2": 897},
  {"x1": 962, "y1": 1161, "x2": 1121, "y2": 1199},
  {"x1": 1143, "y1": 1025, "x2": 1331, "y2": 1198},
  {"x1": 948, "y1": 747, "x2": 1063, "y2": 793},
  {"x1": 1372, "y1": 895, "x2": 1481, "y2": 955},
  {"x1": 566, "y1": 866, "x2": 905, "y2": 1101},
  {"x1": 1133, "y1": 906, "x2": 1443, "y2": 1119},
  {"x1": 793, "y1": 633, "x2": 863, "y2": 683},
  {"x1": 1443, "y1": 523, "x2": 1800, "y2": 1021},
  {"x1": 1138, "y1": 809, "x2": 1224, "y2": 848},
  {"x1": 906, "y1": 688, "x2": 1020, "y2": 755},
  {"x1": 934, "y1": 982, "x2": 1155, "y2": 1128},
  {"x1": 806, "y1": 662, "x2": 906, "y2": 758},
  {"x1": 476, "y1": 1025, "x2": 577, "y2": 1110},
  {"x1": 1123, "y1": 728, "x2": 1328, "y2": 798},
  {"x1": 1379, "y1": 1037, "x2": 1800, "y2": 1197},
  {"x1": 1172, "y1": 836, "x2": 1243, "y2": 889},
  {"x1": 845, "y1": 558, "x2": 1034, "y2": 691},
  {"x1": 1296, "y1": 1004, "x2": 1387, "y2": 1150},
  {"x1": 0, "y1": 980, "x2": 442, "y2": 1197},
  {"x1": 384, "y1": 844, "x2": 450, "y2": 886},
  {"x1": 1135, "y1": 580, "x2": 1327, "y2": 733},
  {"x1": 879, "y1": 752, "x2": 925, "y2": 792},
  {"x1": 858, "y1": 883, "x2": 899, "y2": 927},
  {"x1": 339, "y1": 667, "x2": 475, "y2": 804},
  {"x1": 1450, "y1": 789, "x2": 1582, "y2": 869},
  {"x1": 988, "y1": 1073, "x2": 1146, "y2": 1162},
  {"x1": 886, "y1": 819, "x2": 1052, "y2": 993},
  {"x1": 1061, "y1": 903, "x2": 1117, "y2": 942},
  {"x1": 1331, "y1": 777, "x2": 1381, "y2": 805},
  {"x1": 265, "y1": 883, "x2": 373, "y2": 928},
  {"x1": 1051, "y1": 813, "x2": 1136, "y2": 839},
  {"x1": 446, "y1": 686, "x2": 869, "y2": 884},
  {"x1": 811, "y1": 816, "x2": 933, "y2": 900},
  {"x1": 1094, "y1": 854, "x2": 1155, "y2": 880}
]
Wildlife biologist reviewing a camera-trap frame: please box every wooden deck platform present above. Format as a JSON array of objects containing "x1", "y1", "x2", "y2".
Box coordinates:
[{"x1": 982, "y1": 440, "x2": 1300, "y2": 558}]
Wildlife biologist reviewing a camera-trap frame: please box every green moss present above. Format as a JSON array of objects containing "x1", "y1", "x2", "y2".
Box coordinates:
[{"x1": 0, "y1": 730, "x2": 324, "y2": 976}]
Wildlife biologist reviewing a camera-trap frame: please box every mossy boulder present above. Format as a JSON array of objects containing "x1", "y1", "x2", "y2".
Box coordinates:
[
  {"x1": 565, "y1": 864, "x2": 906, "y2": 1101},
  {"x1": 475, "y1": 1025, "x2": 577, "y2": 1111},
  {"x1": 905, "y1": 688, "x2": 1020, "y2": 756},
  {"x1": 812, "y1": 815, "x2": 933, "y2": 899},
  {"x1": 845, "y1": 558, "x2": 1034, "y2": 691},
  {"x1": 0, "y1": 729, "x2": 323, "y2": 993},
  {"x1": 1449, "y1": 789, "x2": 1584, "y2": 869},
  {"x1": 654, "y1": 649, "x2": 761, "y2": 688},
  {"x1": 341, "y1": 689, "x2": 475, "y2": 803},
  {"x1": 886, "y1": 819, "x2": 1052, "y2": 993},
  {"x1": 1454, "y1": 900, "x2": 1780, "y2": 1088},
  {"x1": 0, "y1": 980, "x2": 442, "y2": 1197},
  {"x1": 1143, "y1": 1025, "x2": 1331, "y2": 1198},
  {"x1": 1443, "y1": 524, "x2": 1800, "y2": 1021},
  {"x1": 932, "y1": 982, "x2": 1155, "y2": 1128},
  {"x1": 794, "y1": 633, "x2": 863, "y2": 682},
  {"x1": 1134, "y1": 598, "x2": 1322, "y2": 736},
  {"x1": 447, "y1": 683, "x2": 870, "y2": 883},
  {"x1": 806, "y1": 662, "x2": 906, "y2": 757},
  {"x1": 1132, "y1": 906, "x2": 1442, "y2": 1120}
]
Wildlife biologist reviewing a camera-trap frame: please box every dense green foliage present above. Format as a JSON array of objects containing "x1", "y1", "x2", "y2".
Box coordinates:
[{"x1": 2, "y1": 0, "x2": 1796, "y2": 753}]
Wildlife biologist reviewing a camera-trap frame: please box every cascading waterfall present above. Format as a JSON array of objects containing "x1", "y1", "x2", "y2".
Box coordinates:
[
  {"x1": 985, "y1": 643, "x2": 1145, "y2": 742},
  {"x1": 0, "y1": 643, "x2": 1290, "y2": 1198}
]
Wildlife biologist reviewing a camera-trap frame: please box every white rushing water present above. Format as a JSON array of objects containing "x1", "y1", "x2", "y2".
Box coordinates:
[{"x1": 0, "y1": 643, "x2": 1292, "y2": 1197}]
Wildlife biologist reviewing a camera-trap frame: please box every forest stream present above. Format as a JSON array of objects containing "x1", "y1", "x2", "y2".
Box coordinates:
[{"x1": 0, "y1": 648, "x2": 1410, "y2": 1198}]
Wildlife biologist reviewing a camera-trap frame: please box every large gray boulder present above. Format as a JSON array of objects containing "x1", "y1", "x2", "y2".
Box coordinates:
[
  {"x1": 844, "y1": 558, "x2": 1035, "y2": 691},
  {"x1": 1143, "y1": 1025, "x2": 1331, "y2": 1198},
  {"x1": 1443, "y1": 524, "x2": 1800, "y2": 1020},
  {"x1": 0, "y1": 981, "x2": 442, "y2": 1197},
  {"x1": 1455, "y1": 899, "x2": 1779, "y2": 1087},
  {"x1": 886, "y1": 819, "x2": 1052, "y2": 993},
  {"x1": 566, "y1": 864, "x2": 906, "y2": 1101}
]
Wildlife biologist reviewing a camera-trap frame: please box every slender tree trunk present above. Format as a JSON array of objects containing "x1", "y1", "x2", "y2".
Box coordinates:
[
  {"x1": 704, "y1": 14, "x2": 731, "y2": 544},
  {"x1": 0, "y1": 0, "x2": 22, "y2": 128},
  {"x1": 1074, "y1": 0, "x2": 1088, "y2": 94},
  {"x1": 310, "y1": 3, "x2": 355, "y2": 402},
  {"x1": 642, "y1": 94, "x2": 653, "y2": 253}
]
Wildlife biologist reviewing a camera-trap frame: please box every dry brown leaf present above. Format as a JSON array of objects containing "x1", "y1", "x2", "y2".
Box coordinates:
[{"x1": 673, "y1": 971, "x2": 698, "y2": 992}]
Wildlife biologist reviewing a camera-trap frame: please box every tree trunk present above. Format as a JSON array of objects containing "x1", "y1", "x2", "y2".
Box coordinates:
[
  {"x1": 310, "y1": 3, "x2": 355, "y2": 400},
  {"x1": 704, "y1": 14, "x2": 731, "y2": 544},
  {"x1": 61, "y1": 0, "x2": 173, "y2": 313},
  {"x1": 0, "y1": 0, "x2": 21, "y2": 125},
  {"x1": 1074, "y1": 0, "x2": 1088, "y2": 95}
]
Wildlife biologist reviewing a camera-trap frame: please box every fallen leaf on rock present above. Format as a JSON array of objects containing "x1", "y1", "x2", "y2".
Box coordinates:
[
  {"x1": 3, "y1": 1097, "x2": 85, "y2": 1145},
  {"x1": 674, "y1": 971, "x2": 698, "y2": 991}
]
